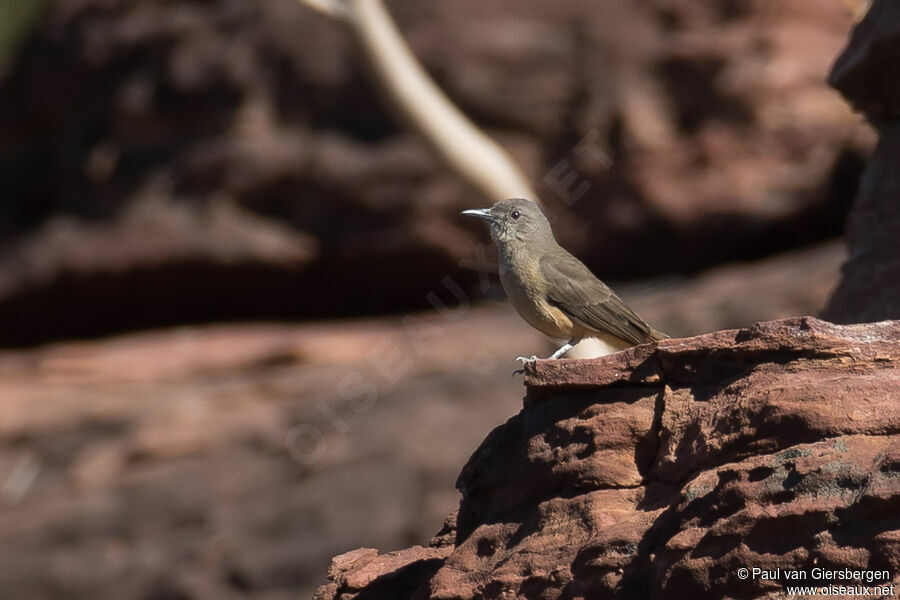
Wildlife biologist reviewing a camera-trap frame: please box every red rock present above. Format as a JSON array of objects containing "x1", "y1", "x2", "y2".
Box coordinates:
[
  {"x1": 326, "y1": 548, "x2": 378, "y2": 581},
  {"x1": 327, "y1": 546, "x2": 449, "y2": 594},
  {"x1": 316, "y1": 317, "x2": 900, "y2": 599}
]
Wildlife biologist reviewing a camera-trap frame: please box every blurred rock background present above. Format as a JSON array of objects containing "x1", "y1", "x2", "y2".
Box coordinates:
[{"x1": 0, "y1": 0, "x2": 875, "y2": 598}]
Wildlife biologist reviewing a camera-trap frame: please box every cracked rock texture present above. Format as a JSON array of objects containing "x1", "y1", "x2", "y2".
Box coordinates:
[{"x1": 316, "y1": 317, "x2": 900, "y2": 599}]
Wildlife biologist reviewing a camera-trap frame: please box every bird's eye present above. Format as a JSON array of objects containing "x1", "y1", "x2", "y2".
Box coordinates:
[{"x1": 511, "y1": 210, "x2": 521, "y2": 220}]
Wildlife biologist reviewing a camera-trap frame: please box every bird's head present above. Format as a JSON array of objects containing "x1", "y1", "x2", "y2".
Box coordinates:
[{"x1": 461, "y1": 198, "x2": 553, "y2": 245}]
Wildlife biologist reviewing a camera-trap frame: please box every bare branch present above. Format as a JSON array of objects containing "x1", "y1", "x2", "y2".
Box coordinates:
[
  {"x1": 292, "y1": 0, "x2": 353, "y2": 23},
  {"x1": 291, "y1": 0, "x2": 537, "y2": 202}
]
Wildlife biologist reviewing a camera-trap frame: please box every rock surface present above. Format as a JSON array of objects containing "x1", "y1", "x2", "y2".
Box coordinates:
[
  {"x1": 316, "y1": 317, "x2": 900, "y2": 599},
  {"x1": 825, "y1": 0, "x2": 900, "y2": 324},
  {"x1": 0, "y1": 0, "x2": 873, "y2": 343},
  {"x1": 0, "y1": 242, "x2": 845, "y2": 600}
]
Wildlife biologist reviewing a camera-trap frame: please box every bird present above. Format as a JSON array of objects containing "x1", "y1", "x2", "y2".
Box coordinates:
[{"x1": 461, "y1": 198, "x2": 668, "y2": 362}]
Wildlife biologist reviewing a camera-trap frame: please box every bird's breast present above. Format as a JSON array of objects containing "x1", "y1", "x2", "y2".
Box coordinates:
[{"x1": 498, "y1": 249, "x2": 573, "y2": 341}]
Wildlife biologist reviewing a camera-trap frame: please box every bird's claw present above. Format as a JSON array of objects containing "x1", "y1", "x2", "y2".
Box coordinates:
[{"x1": 512, "y1": 355, "x2": 538, "y2": 377}]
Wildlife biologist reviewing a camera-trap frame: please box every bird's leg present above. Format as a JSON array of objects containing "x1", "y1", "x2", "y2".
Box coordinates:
[
  {"x1": 515, "y1": 341, "x2": 574, "y2": 369},
  {"x1": 548, "y1": 341, "x2": 574, "y2": 360}
]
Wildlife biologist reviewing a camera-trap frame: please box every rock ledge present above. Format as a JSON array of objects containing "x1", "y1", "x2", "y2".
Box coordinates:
[{"x1": 317, "y1": 317, "x2": 900, "y2": 599}]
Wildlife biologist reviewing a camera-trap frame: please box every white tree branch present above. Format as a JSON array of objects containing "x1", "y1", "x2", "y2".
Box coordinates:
[
  {"x1": 293, "y1": 0, "x2": 353, "y2": 22},
  {"x1": 292, "y1": 0, "x2": 537, "y2": 202}
]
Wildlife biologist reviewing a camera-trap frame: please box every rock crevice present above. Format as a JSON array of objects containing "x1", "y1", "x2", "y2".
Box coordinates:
[{"x1": 316, "y1": 317, "x2": 900, "y2": 599}]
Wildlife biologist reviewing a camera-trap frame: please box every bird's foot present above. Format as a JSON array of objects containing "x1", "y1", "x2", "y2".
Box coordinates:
[
  {"x1": 548, "y1": 341, "x2": 575, "y2": 360},
  {"x1": 512, "y1": 355, "x2": 538, "y2": 377}
]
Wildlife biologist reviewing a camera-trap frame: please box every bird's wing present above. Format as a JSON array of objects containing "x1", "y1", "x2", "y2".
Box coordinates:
[{"x1": 539, "y1": 250, "x2": 659, "y2": 346}]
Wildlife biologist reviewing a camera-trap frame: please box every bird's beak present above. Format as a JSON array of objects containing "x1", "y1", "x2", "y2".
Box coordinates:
[{"x1": 460, "y1": 208, "x2": 495, "y2": 222}]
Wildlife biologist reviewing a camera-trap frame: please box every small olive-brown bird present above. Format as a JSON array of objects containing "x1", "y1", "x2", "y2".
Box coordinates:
[{"x1": 462, "y1": 198, "x2": 668, "y2": 361}]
